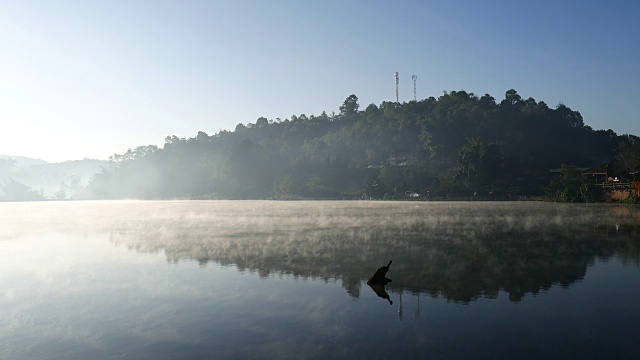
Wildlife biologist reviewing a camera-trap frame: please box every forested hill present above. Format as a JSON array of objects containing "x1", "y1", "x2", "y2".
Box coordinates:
[{"x1": 85, "y1": 89, "x2": 637, "y2": 200}]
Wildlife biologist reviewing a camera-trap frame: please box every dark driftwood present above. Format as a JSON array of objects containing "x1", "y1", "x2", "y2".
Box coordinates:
[{"x1": 367, "y1": 260, "x2": 392, "y2": 285}]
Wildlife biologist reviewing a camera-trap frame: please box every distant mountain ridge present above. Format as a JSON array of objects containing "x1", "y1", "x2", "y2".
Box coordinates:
[
  {"x1": 0, "y1": 155, "x2": 50, "y2": 168},
  {"x1": 0, "y1": 155, "x2": 108, "y2": 199}
]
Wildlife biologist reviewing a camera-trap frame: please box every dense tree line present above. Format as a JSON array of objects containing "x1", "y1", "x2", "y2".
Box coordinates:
[{"x1": 83, "y1": 89, "x2": 638, "y2": 200}]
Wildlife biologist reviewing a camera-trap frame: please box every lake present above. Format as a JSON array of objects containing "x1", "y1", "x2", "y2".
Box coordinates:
[{"x1": 1, "y1": 200, "x2": 639, "y2": 359}]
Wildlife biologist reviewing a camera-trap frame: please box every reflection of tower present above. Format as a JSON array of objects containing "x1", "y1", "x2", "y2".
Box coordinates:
[
  {"x1": 414, "y1": 293, "x2": 421, "y2": 319},
  {"x1": 412, "y1": 75, "x2": 417, "y2": 101},
  {"x1": 398, "y1": 290, "x2": 404, "y2": 322},
  {"x1": 394, "y1": 71, "x2": 399, "y2": 103}
]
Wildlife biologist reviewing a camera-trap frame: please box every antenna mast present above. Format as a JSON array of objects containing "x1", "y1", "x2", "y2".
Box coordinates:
[
  {"x1": 394, "y1": 71, "x2": 399, "y2": 103},
  {"x1": 412, "y1": 75, "x2": 417, "y2": 101}
]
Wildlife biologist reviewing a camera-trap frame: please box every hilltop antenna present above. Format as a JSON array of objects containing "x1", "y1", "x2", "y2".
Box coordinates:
[
  {"x1": 412, "y1": 75, "x2": 417, "y2": 101},
  {"x1": 394, "y1": 71, "x2": 399, "y2": 103}
]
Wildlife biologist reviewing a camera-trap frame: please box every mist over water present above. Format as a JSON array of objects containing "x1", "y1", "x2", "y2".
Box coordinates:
[{"x1": 1, "y1": 201, "x2": 639, "y2": 359}]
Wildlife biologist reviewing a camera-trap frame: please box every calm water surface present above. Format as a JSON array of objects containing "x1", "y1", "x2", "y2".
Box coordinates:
[{"x1": 1, "y1": 201, "x2": 639, "y2": 359}]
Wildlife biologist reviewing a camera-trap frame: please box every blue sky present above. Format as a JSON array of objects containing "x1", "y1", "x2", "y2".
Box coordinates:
[{"x1": 1, "y1": 0, "x2": 639, "y2": 162}]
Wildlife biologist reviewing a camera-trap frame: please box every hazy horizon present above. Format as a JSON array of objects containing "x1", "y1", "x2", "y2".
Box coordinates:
[
  {"x1": 2, "y1": 1, "x2": 639, "y2": 163},
  {"x1": 0, "y1": 154, "x2": 105, "y2": 165}
]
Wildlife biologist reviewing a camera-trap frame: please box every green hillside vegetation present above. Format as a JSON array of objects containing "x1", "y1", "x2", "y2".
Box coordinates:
[{"x1": 82, "y1": 89, "x2": 639, "y2": 201}]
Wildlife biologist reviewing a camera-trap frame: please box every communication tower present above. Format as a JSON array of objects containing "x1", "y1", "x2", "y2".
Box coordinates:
[
  {"x1": 412, "y1": 75, "x2": 417, "y2": 101},
  {"x1": 394, "y1": 72, "x2": 399, "y2": 103}
]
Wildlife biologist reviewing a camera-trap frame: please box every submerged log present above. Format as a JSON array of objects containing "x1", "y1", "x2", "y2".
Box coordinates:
[{"x1": 367, "y1": 260, "x2": 392, "y2": 285}]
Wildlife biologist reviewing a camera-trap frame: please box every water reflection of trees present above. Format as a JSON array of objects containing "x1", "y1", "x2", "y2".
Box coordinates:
[{"x1": 106, "y1": 201, "x2": 640, "y2": 303}]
